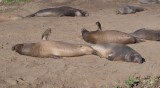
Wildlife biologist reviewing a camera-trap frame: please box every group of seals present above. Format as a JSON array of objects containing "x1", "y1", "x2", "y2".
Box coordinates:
[
  {"x1": 12, "y1": 27, "x2": 145, "y2": 63},
  {"x1": 12, "y1": 29, "x2": 96, "y2": 58},
  {"x1": 25, "y1": 6, "x2": 89, "y2": 17},
  {"x1": 81, "y1": 21, "x2": 144, "y2": 44}
]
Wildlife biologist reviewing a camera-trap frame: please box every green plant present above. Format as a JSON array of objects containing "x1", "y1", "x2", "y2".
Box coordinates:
[
  {"x1": 2, "y1": 0, "x2": 31, "y2": 4},
  {"x1": 124, "y1": 76, "x2": 139, "y2": 88}
]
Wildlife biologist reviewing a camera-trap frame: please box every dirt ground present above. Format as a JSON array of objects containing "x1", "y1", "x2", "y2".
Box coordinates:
[{"x1": 0, "y1": 0, "x2": 160, "y2": 88}]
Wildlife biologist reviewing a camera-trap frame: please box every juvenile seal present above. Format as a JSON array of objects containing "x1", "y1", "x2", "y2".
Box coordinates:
[
  {"x1": 12, "y1": 29, "x2": 96, "y2": 58},
  {"x1": 81, "y1": 22, "x2": 144, "y2": 44},
  {"x1": 116, "y1": 5, "x2": 144, "y2": 15},
  {"x1": 131, "y1": 28, "x2": 160, "y2": 41},
  {"x1": 26, "y1": 6, "x2": 89, "y2": 17},
  {"x1": 91, "y1": 43, "x2": 145, "y2": 63}
]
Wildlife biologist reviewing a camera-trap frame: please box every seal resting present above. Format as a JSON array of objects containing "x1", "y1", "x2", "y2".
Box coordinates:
[
  {"x1": 81, "y1": 21, "x2": 144, "y2": 44},
  {"x1": 12, "y1": 29, "x2": 96, "y2": 58},
  {"x1": 26, "y1": 6, "x2": 89, "y2": 17},
  {"x1": 116, "y1": 5, "x2": 144, "y2": 15},
  {"x1": 138, "y1": 0, "x2": 159, "y2": 4},
  {"x1": 91, "y1": 43, "x2": 145, "y2": 63},
  {"x1": 131, "y1": 28, "x2": 160, "y2": 41}
]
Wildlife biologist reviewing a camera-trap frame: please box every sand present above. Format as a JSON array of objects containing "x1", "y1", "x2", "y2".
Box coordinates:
[{"x1": 0, "y1": 0, "x2": 160, "y2": 87}]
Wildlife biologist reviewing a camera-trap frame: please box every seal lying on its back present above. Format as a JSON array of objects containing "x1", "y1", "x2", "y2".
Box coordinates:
[
  {"x1": 116, "y1": 5, "x2": 144, "y2": 14},
  {"x1": 91, "y1": 43, "x2": 145, "y2": 63},
  {"x1": 26, "y1": 6, "x2": 89, "y2": 17},
  {"x1": 81, "y1": 21, "x2": 144, "y2": 44},
  {"x1": 131, "y1": 28, "x2": 160, "y2": 41},
  {"x1": 12, "y1": 29, "x2": 96, "y2": 58}
]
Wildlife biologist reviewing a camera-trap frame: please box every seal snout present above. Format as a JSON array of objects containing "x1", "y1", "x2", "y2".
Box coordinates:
[
  {"x1": 134, "y1": 55, "x2": 145, "y2": 64},
  {"x1": 12, "y1": 44, "x2": 24, "y2": 54},
  {"x1": 81, "y1": 28, "x2": 89, "y2": 33}
]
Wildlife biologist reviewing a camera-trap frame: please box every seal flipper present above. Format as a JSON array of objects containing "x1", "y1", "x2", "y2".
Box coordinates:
[
  {"x1": 96, "y1": 21, "x2": 102, "y2": 31},
  {"x1": 42, "y1": 28, "x2": 52, "y2": 40}
]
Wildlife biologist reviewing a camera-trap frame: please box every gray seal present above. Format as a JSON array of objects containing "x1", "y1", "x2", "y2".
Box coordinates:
[
  {"x1": 132, "y1": 28, "x2": 160, "y2": 41},
  {"x1": 138, "y1": 0, "x2": 159, "y2": 4},
  {"x1": 81, "y1": 21, "x2": 144, "y2": 44},
  {"x1": 116, "y1": 5, "x2": 144, "y2": 15},
  {"x1": 26, "y1": 6, "x2": 89, "y2": 17},
  {"x1": 91, "y1": 43, "x2": 145, "y2": 64}
]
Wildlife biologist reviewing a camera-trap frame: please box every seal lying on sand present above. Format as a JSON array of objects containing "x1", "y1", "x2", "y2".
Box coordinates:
[
  {"x1": 91, "y1": 43, "x2": 145, "y2": 63},
  {"x1": 12, "y1": 29, "x2": 96, "y2": 58},
  {"x1": 116, "y1": 5, "x2": 144, "y2": 14},
  {"x1": 26, "y1": 6, "x2": 89, "y2": 17},
  {"x1": 131, "y1": 28, "x2": 160, "y2": 41},
  {"x1": 81, "y1": 21, "x2": 144, "y2": 44},
  {"x1": 138, "y1": 0, "x2": 159, "y2": 4}
]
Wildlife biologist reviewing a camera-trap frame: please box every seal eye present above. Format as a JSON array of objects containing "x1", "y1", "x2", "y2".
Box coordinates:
[{"x1": 79, "y1": 45, "x2": 82, "y2": 47}]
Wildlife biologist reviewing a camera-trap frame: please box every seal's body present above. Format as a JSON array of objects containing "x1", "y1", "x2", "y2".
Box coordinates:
[
  {"x1": 12, "y1": 41, "x2": 96, "y2": 58},
  {"x1": 81, "y1": 29, "x2": 143, "y2": 44},
  {"x1": 91, "y1": 43, "x2": 145, "y2": 63},
  {"x1": 116, "y1": 5, "x2": 144, "y2": 14},
  {"x1": 81, "y1": 22, "x2": 143, "y2": 44},
  {"x1": 26, "y1": 6, "x2": 89, "y2": 17},
  {"x1": 132, "y1": 28, "x2": 160, "y2": 41}
]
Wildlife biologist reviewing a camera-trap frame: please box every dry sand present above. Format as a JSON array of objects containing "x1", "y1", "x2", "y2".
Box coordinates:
[{"x1": 0, "y1": 0, "x2": 160, "y2": 88}]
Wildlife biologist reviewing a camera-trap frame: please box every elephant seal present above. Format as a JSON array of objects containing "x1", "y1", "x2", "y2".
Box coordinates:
[
  {"x1": 116, "y1": 5, "x2": 144, "y2": 15},
  {"x1": 131, "y1": 28, "x2": 160, "y2": 41},
  {"x1": 12, "y1": 29, "x2": 96, "y2": 58},
  {"x1": 91, "y1": 43, "x2": 145, "y2": 63},
  {"x1": 81, "y1": 22, "x2": 144, "y2": 44},
  {"x1": 138, "y1": 0, "x2": 159, "y2": 4},
  {"x1": 26, "y1": 6, "x2": 89, "y2": 17}
]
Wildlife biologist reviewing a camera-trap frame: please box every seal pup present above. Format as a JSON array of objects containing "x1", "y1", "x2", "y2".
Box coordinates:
[
  {"x1": 12, "y1": 29, "x2": 96, "y2": 58},
  {"x1": 116, "y1": 5, "x2": 144, "y2": 15},
  {"x1": 81, "y1": 21, "x2": 144, "y2": 44},
  {"x1": 91, "y1": 43, "x2": 145, "y2": 63},
  {"x1": 26, "y1": 6, "x2": 89, "y2": 17},
  {"x1": 131, "y1": 28, "x2": 160, "y2": 41}
]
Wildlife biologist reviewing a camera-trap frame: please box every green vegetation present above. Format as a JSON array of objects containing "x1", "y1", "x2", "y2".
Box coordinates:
[
  {"x1": 124, "y1": 76, "x2": 139, "y2": 88},
  {"x1": 115, "y1": 75, "x2": 160, "y2": 88},
  {"x1": 2, "y1": 0, "x2": 31, "y2": 4}
]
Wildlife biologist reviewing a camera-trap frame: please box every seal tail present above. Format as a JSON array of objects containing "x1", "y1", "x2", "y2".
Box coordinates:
[
  {"x1": 42, "y1": 28, "x2": 52, "y2": 40},
  {"x1": 25, "y1": 13, "x2": 36, "y2": 17}
]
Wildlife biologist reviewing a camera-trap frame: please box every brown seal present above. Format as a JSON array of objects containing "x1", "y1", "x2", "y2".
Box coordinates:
[
  {"x1": 26, "y1": 6, "x2": 89, "y2": 17},
  {"x1": 131, "y1": 28, "x2": 160, "y2": 41},
  {"x1": 91, "y1": 43, "x2": 145, "y2": 63},
  {"x1": 81, "y1": 21, "x2": 144, "y2": 44},
  {"x1": 12, "y1": 29, "x2": 96, "y2": 58}
]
